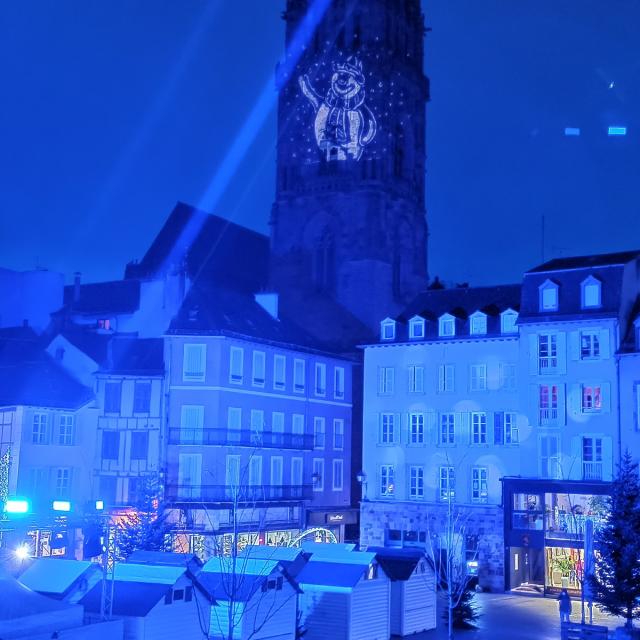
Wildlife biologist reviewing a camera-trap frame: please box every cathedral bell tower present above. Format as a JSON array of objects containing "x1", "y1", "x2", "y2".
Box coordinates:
[{"x1": 270, "y1": 0, "x2": 429, "y2": 331}]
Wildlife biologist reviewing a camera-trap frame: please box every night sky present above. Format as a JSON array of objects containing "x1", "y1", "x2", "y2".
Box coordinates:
[{"x1": 1, "y1": 1, "x2": 639, "y2": 287}]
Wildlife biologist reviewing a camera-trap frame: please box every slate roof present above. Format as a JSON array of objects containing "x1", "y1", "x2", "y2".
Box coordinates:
[
  {"x1": 168, "y1": 281, "x2": 342, "y2": 355},
  {"x1": 527, "y1": 250, "x2": 640, "y2": 274},
  {"x1": 0, "y1": 330, "x2": 93, "y2": 409},
  {"x1": 81, "y1": 580, "x2": 171, "y2": 617},
  {"x1": 375, "y1": 284, "x2": 521, "y2": 343},
  {"x1": 100, "y1": 337, "x2": 164, "y2": 375},
  {"x1": 125, "y1": 201, "x2": 269, "y2": 293},
  {"x1": 367, "y1": 547, "x2": 426, "y2": 581},
  {"x1": 63, "y1": 279, "x2": 140, "y2": 315}
]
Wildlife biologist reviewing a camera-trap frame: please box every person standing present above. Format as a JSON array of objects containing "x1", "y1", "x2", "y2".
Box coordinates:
[{"x1": 558, "y1": 588, "x2": 572, "y2": 623}]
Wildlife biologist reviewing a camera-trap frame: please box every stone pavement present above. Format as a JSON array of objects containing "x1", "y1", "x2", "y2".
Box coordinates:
[{"x1": 407, "y1": 592, "x2": 625, "y2": 640}]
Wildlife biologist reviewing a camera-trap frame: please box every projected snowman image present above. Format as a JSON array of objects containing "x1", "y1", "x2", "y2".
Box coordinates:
[{"x1": 299, "y1": 57, "x2": 377, "y2": 161}]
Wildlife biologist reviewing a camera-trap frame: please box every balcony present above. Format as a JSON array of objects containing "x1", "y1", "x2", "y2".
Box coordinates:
[
  {"x1": 538, "y1": 357, "x2": 558, "y2": 373},
  {"x1": 165, "y1": 484, "x2": 313, "y2": 504},
  {"x1": 539, "y1": 408, "x2": 559, "y2": 425},
  {"x1": 582, "y1": 461, "x2": 603, "y2": 481},
  {"x1": 168, "y1": 428, "x2": 314, "y2": 450}
]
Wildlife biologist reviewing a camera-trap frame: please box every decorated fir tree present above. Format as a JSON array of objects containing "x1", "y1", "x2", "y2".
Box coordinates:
[{"x1": 588, "y1": 452, "x2": 640, "y2": 629}]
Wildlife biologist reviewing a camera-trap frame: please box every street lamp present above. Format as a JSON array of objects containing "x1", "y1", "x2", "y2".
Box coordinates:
[{"x1": 356, "y1": 470, "x2": 367, "y2": 502}]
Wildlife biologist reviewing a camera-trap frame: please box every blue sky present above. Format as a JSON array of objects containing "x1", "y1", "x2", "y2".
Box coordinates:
[{"x1": 1, "y1": 1, "x2": 639, "y2": 285}]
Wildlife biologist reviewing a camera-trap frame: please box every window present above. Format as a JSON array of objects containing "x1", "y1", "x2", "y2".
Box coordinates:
[
  {"x1": 377, "y1": 367, "x2": 395, "y2": 395},
  {"x1": 270, "y1": 457, "x2": 283, "y2": 491},
  {"x1": 409, "y1": 466, "x2": 424, "y2": 498},
  {"x1": 581, "y1": 331, "x2": 600, "y2": 359},
  {"x1": 185, "y1": 587, "x2": 193, "y2": 602},
  {"x1": 249, "y1": 456, "x2": 262, "y2": 487},
  {"x1": 471, "y1": 412, "x2": 487, "y2": 444},
  {"x1": 438, "y1": 365, "x2": 454, "y2": 392},
  {"x1": 408, "y1": 365, "x2": 424, "y2": 393},
  {"x1": 539, "y1": 280, "x2": 559, "y2": 312},
  {"x1": 538, "y1": 334, "x2": 558, "y2": 372},
  {"x1": 582, "y1": 437, "x2": 603, "y2": 480},
  {"x1": 226, "y1": 455, "x2": 241, "y2": 494},
  {"x1": 273, "y1": 355, "x2": 286, "y2": 390},
  {"x1": 131, "y1": 432, "x2": 149, "y2": 461},
  {"x1": 252, "y1": 351, "x2": 266, "y2": 386},
  {"x1": 55, "y1": 468, "x2": 71, "y2": 498},
  {"x1": 333, "y1": 419, "x2": 344, "y2": 450},
  {"x1": 409, "y1": 413, "x2": 425, "y2": 445},
  {"x1": 32, "y1": 414, "x2": 48, "y2": 444},
  {"x1": 180, "y1": 405, "x2": 204, "y2": 444},
  {"x1": 540, "y1": 435, "x2": 560, "y2": 478},
  {"x1": 291, "y1": 457, "x2": 303, "y2": 489},
  {"x1": 582, "y1": 385, "x2": 602, "y2": 413},
  {"x1": 250, "y1": 410, "x2": 264, "y2": 436},
  {"x1": 332, "y1": 459, "x2": 344, "y2": 491},
  {"x1": 315, "y1": 363, "x2": 326, "y2": 396},
  {"x1": 293, "y1": 359, "x2": 305, "y2": 393},
  {"x1": 409, "y1": 316, "x2": 425, "y2": 339},
  {"x1": 439, "y1": 314, "x2": 455, "y2": 337},
  {"x1": 501, "y1": 310, "x2": 518, "y2": 334},
  {"x1": 58, "y1": 415, "x2": 74, "y2": 446},
  {"x1": 471, "y1": 467, "x2": 488, "y2": 503},
  {"x1": 334, "y1": 367, "x2": 345, "y2": 399},
  {"x1": 380, "y1": 413, "x2": 395, "y2": 444},
  {"x1": 439, "y1": 413, "x2": 455, "y2": 445},
  {"x1": 539, "y1": 385, "x2": 559, "y2": 425},
  {"x1": 380, "y1": 465, "x2": 395, "y2": 497},
  {"x1": 133, "y1": 382, "x2": 151, "y2": 413},
  {"x1": 469, "y1": 364, "x2": 487, "y2": 391},
  {"x1": 292, "y1": 414, "x2": 304, "y2": 436},
  {"x1": 500, "y1": 363, "x2": 517, "y2": 390},
  {"x1": 381, "y1": 319, "x2": 396, "y2": 341},
  {"x1": 271, "y1": 412, "x2": 284, "y2": 433},
  {"x1": 183, "y1": 344, "x2": 206, "y2": 382},
  {"x1": 227, "y1": 407, "x2": 242, "y2": 435},
  {"x1": 312, "y1": 458, "x2": 324, "y2": 491},
  {"x1": 229, "y1": 347, "x2": 244, "y2": 384},
  {"x1": 313, "y1": 417, "x2": 325, "y2": 449},
  {"x1": 104, "y1": 381, "x2": 122, "y2": 413},
  {"x1": 439, "y1": 466, "x2": 455, "y2": 501},
  {"x1": 581, "y1": 276, "x2": 601, "y2": 309},
  {"x1": 470, "y1": 313, "x2": 487, "y2": 336},
  {"x1": 102, "y1": 431, "x2": 120, "y2": 461},
  {"x1": 494, "y1": 412, "x2": 518, "y2": 445}
]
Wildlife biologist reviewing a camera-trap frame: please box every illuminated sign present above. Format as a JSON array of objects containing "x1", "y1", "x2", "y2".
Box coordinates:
[
  {"x1": 299, "y1": 56, "x2": 377, "y2": 161},
  {"x1": 4, "y1": 499, "x2": 29, "y2": 514},
  {"x1": 327, "y1": 513, "x2": 345, "y2": 523},
  {"x1": 52, "y1": 500, "x2": 71, "y2": 512}
]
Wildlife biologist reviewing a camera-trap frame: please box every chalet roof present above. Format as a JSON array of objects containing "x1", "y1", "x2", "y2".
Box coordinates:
[
  {"x1": 63, "y1": 279, "x2": 140, "y2": 315},
  {"x1": 124, "y1": 201, "x2": 269, "y2": 293},
  {"x1": 19, "y1": 559, "x2": 99, "y2": 598},
  {"x1": 197, "y1": 558, "x2": 282, "y2": 602},
  {"x1": 126, "y1": 551, "x2": 203, "y2": 571},
  {"x1": 367, "y1": 547, "x2": 425, "y2": 581},
  {"x1": 296, "y1": 560, "x2": 368, "y2": 589},
  {"x1": 527, "y1": 250, "x2": 640, "y2": 274},
  {"x1": 81, "y1": 580, "x2": 171, "y2": 617},
  {"x1": 0, "y1": 330, "x2": 93, "y2": 409}
]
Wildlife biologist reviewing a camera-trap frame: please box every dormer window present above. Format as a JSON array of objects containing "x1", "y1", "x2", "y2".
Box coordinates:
[
  {"x1": 439, "y1": 314, "x2": 455, "y2": 338},
  {"x1": 501, "y1": 309, "x2": 518, "y2": 334},
  {"x1": 380, "y1": 318, "x2": 396, "y2": 341},
  {"x1": 469, "y1": 312, "x2": 487, "y2": 336},
  {"x1": 539, "y1": 280, "x2": 559, "y2": 312},
  {"x1": 581, "y1": 276, "x2": 601, "y2": 309},
  {"x1": 409, "y1": 316, "x2": 425, "y2": 340}
]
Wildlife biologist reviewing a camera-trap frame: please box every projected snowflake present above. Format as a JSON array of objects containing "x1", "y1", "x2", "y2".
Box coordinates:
[{"x1": 299, "y1": 56, "x2": 377, "y2": 161}]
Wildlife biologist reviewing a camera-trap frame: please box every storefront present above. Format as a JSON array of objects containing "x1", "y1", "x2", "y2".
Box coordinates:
[
  {"x1": 503, "y1": 478, "x2": 609, "y2": 595},
  {"x1": 305, "y1": 508, "x2": 359, "y2": 543}
]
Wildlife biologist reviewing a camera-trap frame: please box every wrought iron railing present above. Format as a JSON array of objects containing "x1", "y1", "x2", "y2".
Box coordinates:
[
  {"x1": 168, "y1": 428, "x2": 314, "y2": 450},
  {"x1": 165, "y1": 484, "x2": 313, "y2": 503}
]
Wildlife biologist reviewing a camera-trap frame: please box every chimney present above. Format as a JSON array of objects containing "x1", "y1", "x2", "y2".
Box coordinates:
[
  {"x1": 255, "y1": 292, "x2": 279, "y2": 320},
  {"x1": 73, "y1": 272, "x2": 81, "y2": 303}
]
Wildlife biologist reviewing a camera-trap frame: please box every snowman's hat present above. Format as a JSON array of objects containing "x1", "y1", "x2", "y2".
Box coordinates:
[{"x1": 334, "y1": 56, "x2": 365, "y2": 85}]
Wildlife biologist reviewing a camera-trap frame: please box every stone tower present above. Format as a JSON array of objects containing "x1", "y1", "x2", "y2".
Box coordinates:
[{"x1": 270, "y1": 0, "x2": 429, "y2": 331}]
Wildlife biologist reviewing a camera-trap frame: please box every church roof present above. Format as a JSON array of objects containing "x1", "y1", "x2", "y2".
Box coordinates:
[{"x1": 125, "y1": 201, "x2": 269, "y2": 293}]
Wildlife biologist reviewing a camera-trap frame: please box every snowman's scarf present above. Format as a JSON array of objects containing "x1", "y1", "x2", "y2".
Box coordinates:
[{"x1": 324, "y1": 89, "x2": 366, "y2": 144}]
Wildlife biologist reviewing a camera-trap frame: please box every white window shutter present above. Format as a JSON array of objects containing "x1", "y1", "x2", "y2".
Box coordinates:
[
  {"x1": 395, "y1": 413, "x2": 401, "y2": 444},
  {"x1": 569, "y1": 332, "x2": 580, "y2": 360},
  {"x1": 567, "y1": 384, "x2": 581, "y2": 417},
  {"x1": 427, "y1": 411, "x2": 437, "y2": 445},
  {"x1": 528, "y1": 334, "x2": 538, "y2": 374},
  {"x1": 557, "y1": 384, "x2": 567, "y2": 426},
  {"x1": 556, "y1": 332, "x2": 567, "y2": 374},
  {"x1": 530, "y1": 384, "x2": 540, "y2": 425},
  {"x1": 456, "y1": 412, "x2": 469, "y2": 445},
  {"x1": 600, "y1": 382, "x2": 611, "y2": 413},
  {"x1": 599, "y1": 329, "x2": 611, "y2": 359},
  {"x1": 602, "y1": 437, "x2": 614, "y2": 481},
  {"x1": 569, "y1": 436, "x2": 582, "y2": 480}
]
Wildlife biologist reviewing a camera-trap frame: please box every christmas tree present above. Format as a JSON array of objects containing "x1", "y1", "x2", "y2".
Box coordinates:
[{"x1": 588, "y1": 452, "x2": 640, "y2": 628}]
